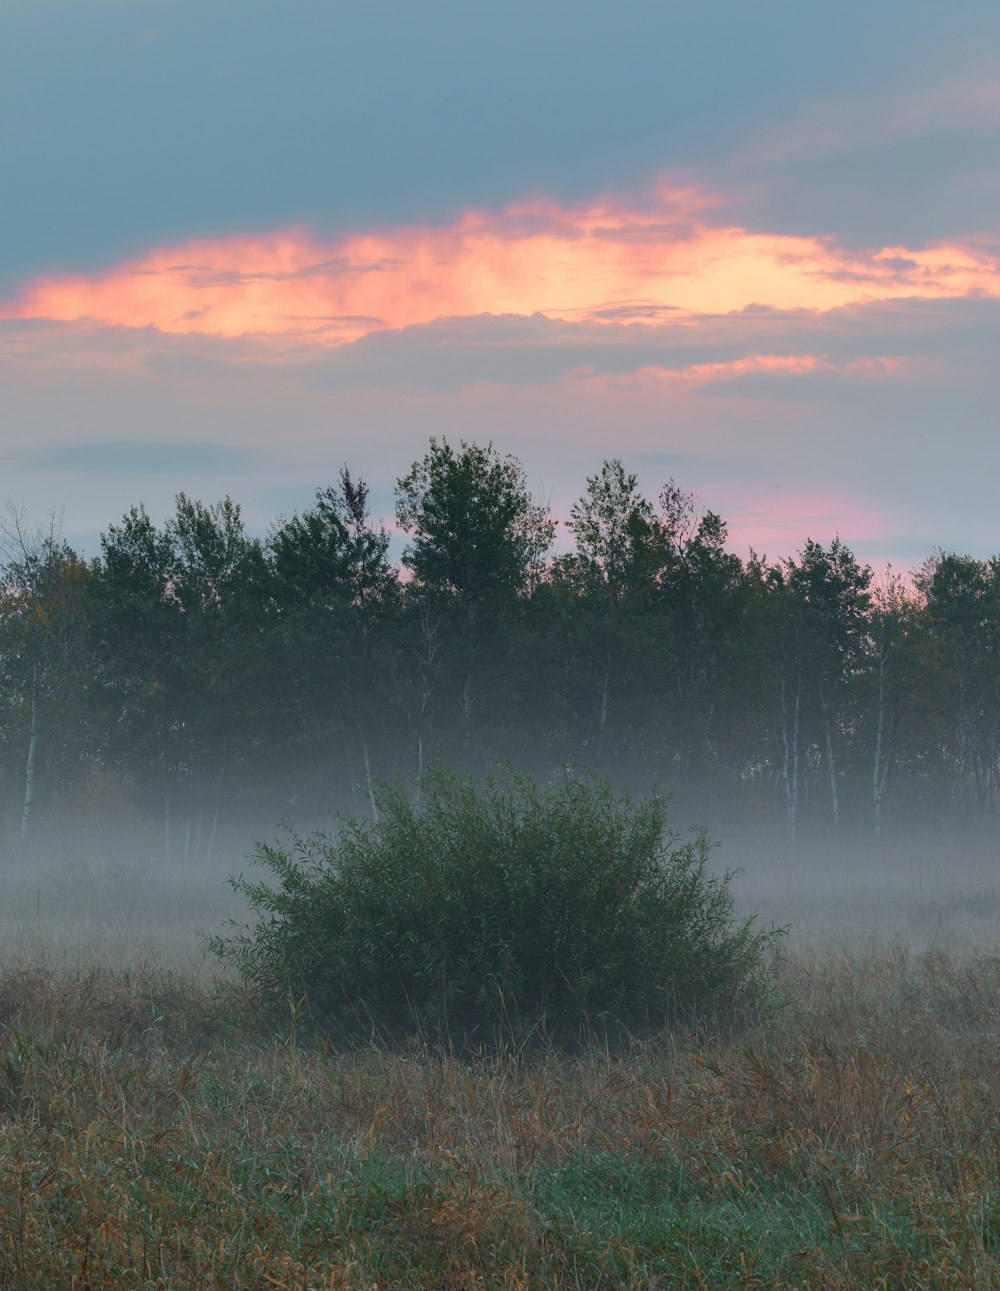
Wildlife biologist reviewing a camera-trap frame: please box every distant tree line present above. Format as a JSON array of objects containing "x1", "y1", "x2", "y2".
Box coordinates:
[{"x1": 0, "y1": 436, "x2": 996, "y2": 860}]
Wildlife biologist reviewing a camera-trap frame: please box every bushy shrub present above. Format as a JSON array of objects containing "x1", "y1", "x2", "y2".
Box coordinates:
[{"x1": 211, "y1": 770, "x2": 779, "y2": 1050}]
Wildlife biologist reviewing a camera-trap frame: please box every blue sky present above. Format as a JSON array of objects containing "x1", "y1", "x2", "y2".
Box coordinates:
[{"x1": 2, "y1": 0, "x2": 998, "y2": 564}]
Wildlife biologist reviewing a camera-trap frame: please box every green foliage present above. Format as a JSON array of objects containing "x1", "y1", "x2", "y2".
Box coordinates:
[
  {"x1": 396, "y1": 436, "x2": 554, "y2": 603},
  {"x1": 16, "y1": 439, "x2": 999, "y2": 846},
  {"x1": 212, "y1": 769, "x2": 778, "y2": 1049}
]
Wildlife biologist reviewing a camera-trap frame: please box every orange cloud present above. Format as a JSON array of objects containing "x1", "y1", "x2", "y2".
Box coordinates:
[
  {"x1": 682, "y1": 351, "x2": 908, "y2": 384},
  {"x1": 4, "y1": 186, "x2": 999, "y2": 344},
  {"x1": 635, "y1": 353, "x2": 823, "y2": 385}
]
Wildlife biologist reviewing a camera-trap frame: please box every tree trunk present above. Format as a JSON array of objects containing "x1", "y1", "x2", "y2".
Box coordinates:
[
  {"x1": 821, "y1": 694, "x2": 840, "y2": 827},
  {"x1": 461, "y1": 663, "x2": 473, "y2": 756},
  {"x1": 873, "y1": 717, "x2": 885, "y2": 840},
  {"x1": 461, "y1": 596, "x2": 476, "y2": 757},
  {"x1": 413, "y1": 601, "x2": 438, "y2": 805},
  {"x1": 206, "y1": 749, "x2": 231, "y2": 865},
  {"x1": 358, "y1": 723, "x2": 379, "y2": 824},
  {"x1": 779, "y1": 666, "x2": 801, "y2": 837},
  {"x1": 872, "y1": 649, "x2": 889, "y2": 838},
  {"x1": 597, "y1": 642, "x2": 612, "y2": 766},
  {"x1": 953, "y1": 670, "x2": 976, "y2": 815},
  {"x1": 20, "y1": 669, "x2": 38, "y2": 842},
  {"x1": 343, "y1": 741, "x2": 360, "y2": 815},
  {"x1": 207, "y1": 782, "x2": 223, "y2": 865}
]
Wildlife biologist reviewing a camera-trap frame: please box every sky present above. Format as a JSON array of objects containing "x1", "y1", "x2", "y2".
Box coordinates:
[{"x1": 2, "y1": 0, "x2": 999, "y2": 568}]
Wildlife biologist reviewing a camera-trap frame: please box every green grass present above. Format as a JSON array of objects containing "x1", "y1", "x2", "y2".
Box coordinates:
[{"x1": 0, "y1": 950, "x2": 998, "y2": 1285}]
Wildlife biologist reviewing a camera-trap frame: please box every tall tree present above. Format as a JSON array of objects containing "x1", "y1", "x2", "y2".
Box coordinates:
[
  {"x1": 396, "y1": 438, "x2": 553, "y2": 761},
  {"x1": 91, "y1": 495, "x2": 267, "y2": 862},
  {"x1": 559, "y1": 460, "x2": 665, "y2": 767},
  {"x1": 0, "y1": 507, "x2": 91, "y2": 844},
  {"x1": 916, "y1": 552, "x2": 1000, "y2": 818},
  {"x1": 864, "y1": 569, "x2": 924, "y2": 836},
  {"x1": 655, "y1": 488, "x2": 748, "y2": 793},
  {"x1": 767, "y1": 539, "x2": 871, "y2": 833},
  {"x1": 267, "y1": 469, "x2": 398, "y2": 821}
]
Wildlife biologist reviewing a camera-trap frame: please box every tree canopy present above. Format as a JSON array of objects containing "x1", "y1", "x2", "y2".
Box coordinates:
[{"x1": 0, "y1": 438, "x2": 991, "y2": 857}]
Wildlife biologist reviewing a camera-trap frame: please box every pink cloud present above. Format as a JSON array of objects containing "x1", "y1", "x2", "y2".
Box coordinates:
[
  {"x1": 573, "y1": 352, "x2": 910, "y2": 399},
  {"x1": 722, "y1": 489, "x2": 893, "y2": 561},
  {"x1": 3, "y1": 186, "x2": 998, "y2": 345}
]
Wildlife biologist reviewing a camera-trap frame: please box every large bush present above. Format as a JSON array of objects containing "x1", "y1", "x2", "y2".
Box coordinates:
[{"x1": 212, "y1": 770, "x2": 779, "y2": 1049}]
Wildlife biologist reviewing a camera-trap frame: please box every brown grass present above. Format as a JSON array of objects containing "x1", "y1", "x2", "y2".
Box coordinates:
[{"x1": 0, "y1": 949, "x2": 996, "y2": 1285}]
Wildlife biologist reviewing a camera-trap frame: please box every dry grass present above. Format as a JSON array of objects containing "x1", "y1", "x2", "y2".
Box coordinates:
[
  {"x1": 0, "y1": 949, "x2": 996, "y2": 1286},
  {"x1": 1, "y1": 845, "x2": 999, "y2": 1285}
]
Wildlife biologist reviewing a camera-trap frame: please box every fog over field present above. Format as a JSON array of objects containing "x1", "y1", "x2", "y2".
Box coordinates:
[
  {"x1": 0, "y1": 440, "x2": 999, "y2": 971},
  {"x1": 2, "y1": 813, "x2": 998, "y2": 971}
]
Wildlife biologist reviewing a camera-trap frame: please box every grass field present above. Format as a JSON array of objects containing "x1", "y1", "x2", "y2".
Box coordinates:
[{"x1": 1, "y1": 842, "x2": 999, "y2": 1287}]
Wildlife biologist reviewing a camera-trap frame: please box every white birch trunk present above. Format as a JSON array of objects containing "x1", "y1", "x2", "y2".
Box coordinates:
[
  {"x1": 358, "y1": 724, "x2": 379, "y2": 824},
  {"x1": 461, "y1": 596, "x2": 476, "y2": 757},
  {"x1": 597, "y1": 644, "x2": 612, "y2": 765},
  {"x1": 207, "y1": 783, "x2": 223, "y2": 864},
  {"x1": 953, "y1": 672, "x2": 974, "y2": 812},
  {"x1": 20, "y1": 672, "x2": 38, "y2": 842},
  {"x1": 461, "y1": 665, "x2": 473, "y2": 755},
  {"x1": 779, "y1": 667, "x2": 801, "y2": 837},
  {"x1": 791, "y1": 676, "x2": 800, "y2": 834},
  {"x1": 821, "y1": 695, "x2": 840, "y2": 827},
  {"x1": 413, "y1": 602, "x2": 438, "y2": 805},
  {"x1": 872, "y1": 649, "x2": 889, "y2": 838}
]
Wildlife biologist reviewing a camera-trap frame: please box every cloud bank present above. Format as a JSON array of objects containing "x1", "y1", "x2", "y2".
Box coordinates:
[{"x1": 4, "y1": 188, "x2": 997, "y2": 346}]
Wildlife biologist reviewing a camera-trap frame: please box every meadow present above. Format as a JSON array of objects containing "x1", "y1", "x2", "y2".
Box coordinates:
[{"x1": 1, "y1": 840, "x2": 999, "y2": 1288}]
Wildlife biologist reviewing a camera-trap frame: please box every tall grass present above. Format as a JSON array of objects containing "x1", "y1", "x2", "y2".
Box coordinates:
[{"x1": 0, "y1": 950, "x2": 998, "y2": 1286}]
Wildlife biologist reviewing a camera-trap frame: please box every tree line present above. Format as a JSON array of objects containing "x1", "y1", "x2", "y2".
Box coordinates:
[{"x1": 1, "y1": 437, "x2": 996, "y2": 861}]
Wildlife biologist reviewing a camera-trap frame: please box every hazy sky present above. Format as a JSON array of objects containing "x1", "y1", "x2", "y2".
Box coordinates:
[{"x1": 2, "y1": 0, "x2": 998, "y2": 565}]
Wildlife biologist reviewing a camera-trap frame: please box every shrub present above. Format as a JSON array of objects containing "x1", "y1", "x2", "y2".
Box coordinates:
[{"x1": 211, "y1": 769, "x2": 779, "y2": 1050}]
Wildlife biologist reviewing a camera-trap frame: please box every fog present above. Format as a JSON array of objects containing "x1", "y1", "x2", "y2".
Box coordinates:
[
  {"x1": 2, "y1": 790, "x2": 998, "y2": 973},
  {"x1": 726, "y1": 833, "x2": 1000, "y2": 956},
  {"x1": 2, "y1": 449, "x2": 1000, "y2": 970}
]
